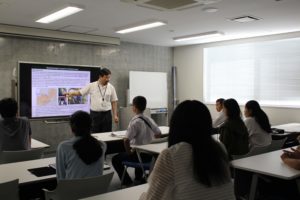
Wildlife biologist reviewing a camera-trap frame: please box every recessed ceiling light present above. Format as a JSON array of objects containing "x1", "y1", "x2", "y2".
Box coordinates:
[
  {"x1": 173, "y1": 31, "x2": 223, "y2": 42},
  {"x1": 230, "y1": 15, "x2": 260, "y2": 23},
  {"x1": 115, "y1": 20, "x2": 167, "y2": 34},
  {"x1": 36, "y1": 6, "x2": 84, "y2": 24}
]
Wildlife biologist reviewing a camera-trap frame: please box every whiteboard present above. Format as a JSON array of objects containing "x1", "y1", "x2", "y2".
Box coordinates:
[{"x1": 129, "y1": 71, "x2": 167, "y2": 109}]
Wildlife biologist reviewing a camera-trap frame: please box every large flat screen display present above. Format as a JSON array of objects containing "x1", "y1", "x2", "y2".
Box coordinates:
[{"x1": 18, "y1": 62, "x2": 99, "y2": 119}]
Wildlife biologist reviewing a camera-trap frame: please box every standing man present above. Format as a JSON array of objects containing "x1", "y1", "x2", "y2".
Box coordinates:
[
  {"x1": 213, "y1": 98, "x2": 226, "y2": 128},
  {"x1": 66, "y1": 68, "x2": 118, "y2": 133}
]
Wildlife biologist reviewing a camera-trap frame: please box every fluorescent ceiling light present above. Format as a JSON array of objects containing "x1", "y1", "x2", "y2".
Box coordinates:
[
  {"x1": 174, "y1": 31, "x2": 223, "y2": 42},
  {"x1": 116, "y1": 21, "x2": 166, "y2": 34},
  {"x1": 36, "y1": 6, "x2": 83, "y2": 24}
]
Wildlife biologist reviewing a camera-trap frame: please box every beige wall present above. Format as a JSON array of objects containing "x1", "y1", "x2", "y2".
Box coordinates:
[{"x1": 173, "y1": 31, "x2": 300, "y2": 125}]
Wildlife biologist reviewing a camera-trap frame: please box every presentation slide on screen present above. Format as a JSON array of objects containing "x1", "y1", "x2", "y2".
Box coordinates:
[{"x1": 31, "y1": 68, "x2": 90, "y2": 117}]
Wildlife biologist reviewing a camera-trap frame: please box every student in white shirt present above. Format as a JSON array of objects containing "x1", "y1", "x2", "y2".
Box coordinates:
[
  {"x1": 235, "y1": 100, "x2": 272, "y2": 199},
  {"x1": 139, "y1": 100, "x2": 234, "y2": 200},
  {"x1": 244, "y1": 100, "x2": 272, "y2": 149},
  {"x1": 112, "y1": 96, "x2": 161, "y2": 186},
  {"x1": 65, "y1": 68, "x2": 118, "y2": 133},
  {"x1": 213, "y1": 98, "x2": 227, "y2": 128},
  {"x1": 56, "y1": 111, "x2": 106, "y2": 180}
]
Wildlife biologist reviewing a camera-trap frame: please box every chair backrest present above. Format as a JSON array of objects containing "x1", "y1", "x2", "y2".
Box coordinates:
[
  {"x1": 44, "y1": 172, "x2": 114, "y2": 200},
  {"x1": 232, "y1": 145, "x2": 271, "y2": 160},
  {"x1": 0, "y1": 179, "x2": 19, "y2": 200},
  {"x1": 0, "y1": 148, "x2": 45, "y2": 164},
  {"x1": 247, "y1": 145, "x2": 271, "y2": 156},
  {"x1": 267, "y1": 138, "x2": 287, "y2": 152}
]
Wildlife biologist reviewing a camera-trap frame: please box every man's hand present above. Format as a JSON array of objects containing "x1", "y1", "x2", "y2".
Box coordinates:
[{"x1": 114, "y1": 115, "x2": 119, "y2": 124}]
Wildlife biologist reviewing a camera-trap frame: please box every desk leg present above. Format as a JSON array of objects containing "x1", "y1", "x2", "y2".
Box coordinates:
[{"x1": 249, "y1": 174, "x2": 258, "y2": 200}]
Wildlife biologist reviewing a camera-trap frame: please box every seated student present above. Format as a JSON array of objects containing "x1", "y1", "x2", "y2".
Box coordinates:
[
  {"x1": 56, "y1": 111, "x2": 106, "y2": 180},
  {"x1": 244, "y1": 100, "x2": 272, "y2": 150},
  {"x1": 139, "y1": 100, "x2": 234, "y2": 200},
  {"x1": 219, "y1": 98, "x2": 249, "y2": 157},
  {"x1": 213, "y1": 98, "x2": 227, "y2": 128},
  {"x1": 0, "y1": 98, "x2": 31, "y2": 151},
  {"x1": 112, "y1": 96, "x2": 161, "y2": 186}
]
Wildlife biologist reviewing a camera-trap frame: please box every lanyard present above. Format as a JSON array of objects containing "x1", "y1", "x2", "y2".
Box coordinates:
[{"x1": 98, "y1": 84, "x2": 107, "y2": 101}]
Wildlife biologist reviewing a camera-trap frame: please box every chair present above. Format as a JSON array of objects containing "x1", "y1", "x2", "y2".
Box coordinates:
[
  {"x1": 232, "y1": 145, "x2": 271, "y2": 160},
  {"x1": 121, "y1": 161, "x2": 152, "y2": 186},
  {"x1": 43, "y1": 172, "x2": 114, "y2": 200},
  {"x1": 0, "y1": 148, "x2": 45, "y2": 164},
  {"x1": 267, "y1": 137, "x2": 287, "y2": 152},
  {"x1": 0, "y1": 179, "x2": 19, "y2": 200}
]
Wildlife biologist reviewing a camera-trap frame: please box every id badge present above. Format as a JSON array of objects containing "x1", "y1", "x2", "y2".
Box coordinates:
[{"x1": 101, "y1": 102, "x2": 107, "y2": 107}]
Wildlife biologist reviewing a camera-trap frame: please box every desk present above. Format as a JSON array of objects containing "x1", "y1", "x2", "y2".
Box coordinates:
[
  {"x1": 272, "y1": 123, "x2": 300, "y2": 133},
  {"x1": 231, "y1": 148, "x2": 300, "y2": 200},
  {"x1": 133, "y1": 134, "x2": 218, "y2": 154},
  {"x1": 92, "y1": 126, "x2": 169, "y2": 142},
  {"x1": 132, "y1": 142, "x2": 167, "y2": 154},
  {"x1": 31, "y1": 139, "x2": 50, "y2": 149},
  {"x1": 0, "y1": 157, "x2": 55, "y2": 184},
  {"x1": 81, "y1": 184, "x2": 148, "y2": 200},
  {"x1": 272, "y1": 123, "x2": 300, "y2": 148},
  {"x1": 92, "y1": 126, "x2": 169, "y2": 154}
]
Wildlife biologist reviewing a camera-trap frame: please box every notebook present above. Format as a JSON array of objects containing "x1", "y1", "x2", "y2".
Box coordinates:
[
  {"x1": 28, "y1": 166, "x2": 56, "y2": 177},
  {"x1": 111, "y1": 132, "x2": 126, "y2": 138}
]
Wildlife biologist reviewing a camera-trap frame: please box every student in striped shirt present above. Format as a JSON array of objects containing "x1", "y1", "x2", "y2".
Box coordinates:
[{"x1": 139, "y1": 100, "x2": 234, "y2": 200}]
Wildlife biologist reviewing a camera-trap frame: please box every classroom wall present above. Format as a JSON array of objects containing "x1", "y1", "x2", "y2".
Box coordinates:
[
  {"x1": 173, "y1": 31, "x2": 300, "y2": 126},
  {"x1": 0, "y1": 35, "x2": 172, "y2": 152}
]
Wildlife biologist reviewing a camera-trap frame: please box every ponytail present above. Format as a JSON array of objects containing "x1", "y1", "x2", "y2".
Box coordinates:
[
  {"x1": 73, "y1": 135, "x2": 103, "y2": 165},
  {"x1": 70, "y1": 111, "x2": 103, "y2": 165}
]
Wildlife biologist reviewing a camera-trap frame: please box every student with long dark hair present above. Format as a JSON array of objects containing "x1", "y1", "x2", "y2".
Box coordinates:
[
  {"x1": 219, "y1": 98, "x2": 249, "y2": 157},
  {"x1": 139, "y1": 100, "x2": 234, "y2": 200},
  {"x1": 56, "y1": 111, "x2": 106, "y2": 180},
  {"x1": 244, "y1": 100, "x2": 272, "y2": 149}
]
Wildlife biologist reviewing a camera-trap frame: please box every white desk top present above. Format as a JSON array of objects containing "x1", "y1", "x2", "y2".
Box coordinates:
[
  {"x1": 231, "y1": 148, "x2": 300, "y2": 180},
  {"x1": 81, "y1": 184, "x2": 148, "y2": 200},
  {"x1": 92, "y1": 126, "x2": 169, "y2": 142},
  {"x1": 133, "y1": 142, "x2": 168, "y2": 154},
  {"x1": 133, "y1": 134, "x2": 219, "y2": 154},
  {"x1": 31, "y1": 138, "x2": 50, "y2": 149},
  {"x1": 272, "y1": 123, "x2": 300, "y2": 133},
  {"x1": 0, "y1": 157, "x2": 55, "y2": 184}
]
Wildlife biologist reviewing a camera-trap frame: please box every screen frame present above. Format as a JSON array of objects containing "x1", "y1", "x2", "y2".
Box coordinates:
[{"x1": 18, "y1": 61, "x2": 100, "y2": 120}]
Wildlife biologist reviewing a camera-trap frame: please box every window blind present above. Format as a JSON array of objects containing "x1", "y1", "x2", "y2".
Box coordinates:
[{"x1": 204, "y1": 37, "x2": 300, "y2": 107}]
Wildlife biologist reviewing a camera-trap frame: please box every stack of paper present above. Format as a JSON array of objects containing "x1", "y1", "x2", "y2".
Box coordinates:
[{"x1": 111, "y1": 131, "x2": 126, "y2": 138}]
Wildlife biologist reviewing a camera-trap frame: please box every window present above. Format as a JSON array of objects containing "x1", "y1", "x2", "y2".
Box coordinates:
[{"x1": 204, "y1": 37, "x2": 300, "y2": 107}]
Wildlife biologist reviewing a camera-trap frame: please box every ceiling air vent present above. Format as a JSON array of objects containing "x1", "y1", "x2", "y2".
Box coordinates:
[
  {"x1": 121, "y1": 0, "x2": 222, "y2": 11},
  {"x1": 230, "y1": 15, "x2": 261, "y2": 23}
]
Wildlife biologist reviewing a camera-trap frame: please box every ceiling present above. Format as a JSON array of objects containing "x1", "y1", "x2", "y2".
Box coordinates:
[{"x1": 0, "y1": 0, "x2": 299, "y2": 47}]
